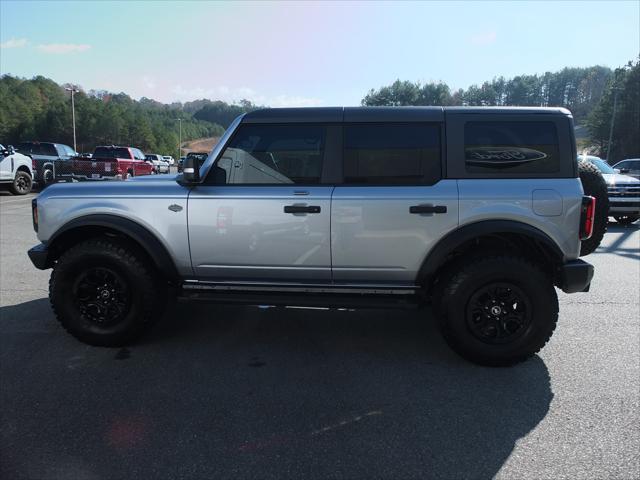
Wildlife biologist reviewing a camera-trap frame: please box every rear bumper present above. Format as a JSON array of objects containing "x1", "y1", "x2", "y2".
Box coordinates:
[
  {"x1": 28, "y1": 243, "x2": 50, "y2": 270},
  {"x1": 558, "y1": 259, "x2": 594, "y2": 293}
]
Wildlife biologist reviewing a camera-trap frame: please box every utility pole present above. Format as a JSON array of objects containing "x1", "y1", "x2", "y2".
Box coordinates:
[
  {"x1": 65, "y1": 86, "x2": 79, "y2": 152},
  {"x1": 606, "y1": 87, "x2": 621, "y2": 164},
  {"x1": 177, "y1": 118, "x2": 182, "y2": 162}
]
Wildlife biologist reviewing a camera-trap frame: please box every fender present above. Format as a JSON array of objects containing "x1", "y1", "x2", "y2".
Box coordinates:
[
  {"x1": 47, "y1": 214, "x2": 179, "y2": 281},
  {"x1": 417, "y1": 220, "x2": 564, "y2": 284}
]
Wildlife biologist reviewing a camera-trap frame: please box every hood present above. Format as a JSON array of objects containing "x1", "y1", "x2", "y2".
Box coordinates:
[
  {"x1": 38, "y1": 175, "x2": 187, "y2": 200},
  {"x1": 601, "y1": 173, "x2": 640, "y2": 186}
]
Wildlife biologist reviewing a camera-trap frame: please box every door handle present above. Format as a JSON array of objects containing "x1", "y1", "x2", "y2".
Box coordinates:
[
  {"x1": 409, "y1": 204, "x2": 447, "y2": 214},
  {"x1": 284, "y1": 205, "x2": 321, "y2": 214}
]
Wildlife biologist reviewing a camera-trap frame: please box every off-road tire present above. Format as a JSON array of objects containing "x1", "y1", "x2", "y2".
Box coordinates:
[
  {"x1": 10, "y1": 171, "x2": 32, "y2": 195},
  {"x1": 578, "y1": 159, "x2": 608, "y2": 256},
  {"x1": 49, "y1": 238, "x2": 164, "y2": 346},
  {"x1": 614, "y1": 215, "x2": 639, "y2": 225},
  {"x1": 438, "y1": 255, "x2": 558, "y2": 367}
]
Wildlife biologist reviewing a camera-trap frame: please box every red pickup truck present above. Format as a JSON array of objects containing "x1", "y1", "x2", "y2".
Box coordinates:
[{"x1": 67, "y1": 146, "x2": 154, "y2": 180}]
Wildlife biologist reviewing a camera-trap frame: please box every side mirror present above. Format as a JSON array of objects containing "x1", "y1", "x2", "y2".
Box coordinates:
[
  {"x1": 7, "y1": 145, "x2": 15, "y2": 155},
  {"x1": 182, "y1": 157, "x2": 200, "y2": 183},
  {"x1": 619, "y1": 168, "x2": 630, "y2": 174}
]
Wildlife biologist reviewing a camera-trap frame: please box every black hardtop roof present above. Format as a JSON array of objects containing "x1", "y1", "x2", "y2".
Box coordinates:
[{"x1": 242, "y1": 106, "x2": 571, "y2": 123}]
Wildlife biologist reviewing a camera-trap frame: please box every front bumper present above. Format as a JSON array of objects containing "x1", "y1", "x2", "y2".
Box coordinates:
[
  {"x1": 558, "y1": 259, "x2": 594, "y2": 293},
  {"x1": 608, "y1": 197, "x2": 640, "y2": 215},
  {"x1": 28, "y1": 243, "x2": 50, "y2": 270}
]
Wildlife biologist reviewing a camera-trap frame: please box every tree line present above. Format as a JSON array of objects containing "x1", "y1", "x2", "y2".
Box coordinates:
[
  {"x1": 0, "y1": 75, "x2": 258, "y2": 156},
  {"x1": 362, "y1": 65, "x2": 612, "y2": 122},
  {"x1": 585, "y1": 59, "x2": 639, "y2": 161},
  {"x1": 2, "y1": 60, "x2": 637, "y2": 161},
  {"x1": 362, "y1": 60, "x2": 639, "y2": 162}
]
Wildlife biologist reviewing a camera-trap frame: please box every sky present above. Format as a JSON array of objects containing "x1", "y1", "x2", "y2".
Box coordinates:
[{"x1": 1, "y1": 0, "x2": 638, "y2": 107}]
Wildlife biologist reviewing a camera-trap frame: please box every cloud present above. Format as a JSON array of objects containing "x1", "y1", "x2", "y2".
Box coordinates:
[
  {"x1": 142, "y1": 76, "x2": 157, "y2": 90},
  {"x1": 37, "y1": 43, "x2": 91, "y2": 54},
  {"x1": 469, "y1": 31, "x2": 497, "y2": 46},
  {"x1": 266, "y1": 95, "x2": 324, "y2": 108},
  {"x1": 0, "y1": 38, "x2": 28, "y2": 49},
  {"x1": 171, "y1": 85, "x2": 323, "y2": 107}
]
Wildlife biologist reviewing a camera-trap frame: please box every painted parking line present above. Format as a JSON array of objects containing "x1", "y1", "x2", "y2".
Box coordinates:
[{"x1": 0, "y1": 196, "x2": 37, "y2": 205}]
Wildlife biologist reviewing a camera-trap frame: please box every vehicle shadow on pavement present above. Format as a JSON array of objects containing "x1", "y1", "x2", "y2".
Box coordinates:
[
  {"x1": 596, "y1": 223, "x2": 640, "y2": 260},
  {"x1": 2, "y1": 298, "x2": 553, "y2": 479}
]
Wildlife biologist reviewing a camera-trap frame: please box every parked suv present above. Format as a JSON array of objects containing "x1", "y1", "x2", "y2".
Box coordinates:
[
  {"x1": 16, "y1": 141, "x2": 77, "y2": 187},
  {"x1": 579, "y1": 155, "x2": 640, "y2": 225},
  {"x1": 28, "y1": 107, "x2": 596, "y2": 366},
  {"x1": 613, "y1": 158, "x2": 640, "y2": 180},
  {"x1": 0, "y1": 144, "x2": 33, "y2": 194}
]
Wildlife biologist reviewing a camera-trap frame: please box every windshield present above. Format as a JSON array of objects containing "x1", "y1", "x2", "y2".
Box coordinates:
[{"x1": 589, "y1": 158, "x2": 616, "y2": 174}]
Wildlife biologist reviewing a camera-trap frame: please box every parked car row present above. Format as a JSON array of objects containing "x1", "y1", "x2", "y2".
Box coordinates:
[{"x1": 0, "y1": 141, "x2": 182, "y2": 194}]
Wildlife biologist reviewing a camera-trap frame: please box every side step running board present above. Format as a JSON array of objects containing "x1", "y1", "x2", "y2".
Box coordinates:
[{"x1": 179, "y1": 281, "x2": 425, "y2": 309}]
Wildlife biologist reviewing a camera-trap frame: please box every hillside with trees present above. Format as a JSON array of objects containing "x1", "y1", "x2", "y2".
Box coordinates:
[
  {"x1": 2, "y1": 61, "x2": 636, "y2": 162},
  {"x1": 0, "y1": 75, "x2": 258, "y2": 155}
]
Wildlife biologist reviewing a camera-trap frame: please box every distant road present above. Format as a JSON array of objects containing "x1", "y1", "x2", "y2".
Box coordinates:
[{"x1": 182, "y1": 136, "x2": 220, "y2": 153}]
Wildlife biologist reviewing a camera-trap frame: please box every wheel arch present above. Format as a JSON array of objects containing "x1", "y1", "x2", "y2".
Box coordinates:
[
  {"x1": 16, "y1": 164, "x2": 32, "y2": 175},
  {"x1": 418, "y1": 220, "x2": 565, "y2": 288},
  {"x1": 46, "y1": 214, "x2": 179, "y2": 283}
]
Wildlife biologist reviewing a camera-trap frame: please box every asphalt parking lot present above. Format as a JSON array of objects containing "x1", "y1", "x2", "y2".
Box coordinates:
[{"x1": 1, "y1": 191, "x2": 638, "y2": 480}]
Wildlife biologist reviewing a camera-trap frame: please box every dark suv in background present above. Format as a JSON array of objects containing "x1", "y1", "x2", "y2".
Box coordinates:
[{"x1": 17, "y1": 141, "x2": 77, "y2": 187}]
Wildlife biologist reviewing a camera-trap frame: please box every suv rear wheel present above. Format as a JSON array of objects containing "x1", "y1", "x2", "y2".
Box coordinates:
[
  {"x1": 49, "y1": 238, "x2": 164, "y2": 346},
  {"x1": 438, "y1": 256, "x2": 558, "y2": 366}
]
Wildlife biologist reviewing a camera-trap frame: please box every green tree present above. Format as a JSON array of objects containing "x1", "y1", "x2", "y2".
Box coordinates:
[{"x1": 587, "y1": 59, "x2": 640, "y2": 161}]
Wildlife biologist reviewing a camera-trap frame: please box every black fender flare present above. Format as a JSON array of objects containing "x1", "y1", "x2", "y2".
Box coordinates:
[
  {"x1": 47, "y1": 214, "x2": 179, "y2": 281},
  {"x1": 417, "y1": 220, "x2": 564, "y2": 284}
]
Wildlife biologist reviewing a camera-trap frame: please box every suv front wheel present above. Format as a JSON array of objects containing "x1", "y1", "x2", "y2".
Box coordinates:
[
  {"x1": 49, "y1": 238, "x2": 164, "y2": 346},
  {"x1": 438, "y1": 256, "x2": 558, "y2": 366}
]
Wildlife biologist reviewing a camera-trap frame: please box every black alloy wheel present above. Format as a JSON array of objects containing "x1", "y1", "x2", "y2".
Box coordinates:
[
  {"x1": 73, "y1": 267, "x2": 131, "y2": 326},
  {"x1": 466, "y1": 282, "x2": 532, "y2": 344}
]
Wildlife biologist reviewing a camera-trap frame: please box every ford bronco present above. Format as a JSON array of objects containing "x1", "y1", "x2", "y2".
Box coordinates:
[{"x1": 28, "y1": 107, "x2": 596, "y2": 366}]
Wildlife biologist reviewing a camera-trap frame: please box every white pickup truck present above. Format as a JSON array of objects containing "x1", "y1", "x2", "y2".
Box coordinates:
[{"x1": 0, "y1": 144, "x2": 34, "y2": 195}]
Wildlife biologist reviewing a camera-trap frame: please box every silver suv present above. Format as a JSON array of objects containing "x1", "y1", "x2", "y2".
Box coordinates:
[{"x1": 28, "y1": 107, "x2": 596, "y2": 366}]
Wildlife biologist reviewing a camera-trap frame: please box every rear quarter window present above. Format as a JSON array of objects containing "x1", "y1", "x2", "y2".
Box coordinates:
[{"x1": 464, "y1": 121, "x2": 560, "y2": 174}]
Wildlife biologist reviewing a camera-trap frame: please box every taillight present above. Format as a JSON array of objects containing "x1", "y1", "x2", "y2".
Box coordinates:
[
  {"x1": 580, "y1": 196, "x2": 596, "y2": 240},
  {"x1": 31, "y1": 157, "x2": 37, "y2": 170},
  {"x1": 32, "y1": 198, "x2": 38, "y2": 232}
]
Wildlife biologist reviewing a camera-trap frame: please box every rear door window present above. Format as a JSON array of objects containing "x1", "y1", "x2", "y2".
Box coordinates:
[
  {"x1": 464, "y1": 122, "x2": 560, "y2": 174},
  {"x1": 342, "y1": 123, "x2": 441, "y2": 184}
]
